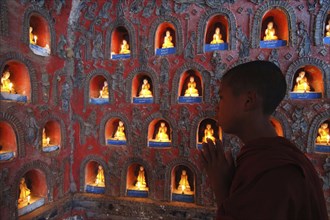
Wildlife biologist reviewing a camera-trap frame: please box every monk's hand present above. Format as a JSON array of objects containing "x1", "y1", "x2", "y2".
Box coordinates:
[{"x1": 201, "y1": 138, "x2": 235, "y2": 204}]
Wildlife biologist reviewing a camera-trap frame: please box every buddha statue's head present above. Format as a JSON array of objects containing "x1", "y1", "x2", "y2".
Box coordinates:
[
  {"x1": 182, "y1": 170, "x2": 186, "y2": 175},
  {"x1": 189, "y1": 76, "x2": 195, "y2": 82},
  {"x1": 206, "y1": 124, "x2": 211, "y2": 129},
  {"x1": 267, "y1": 22, "x2": 274, "y2": 29},
  {"x1": 215, "y1": 27, "x2": 220, "y2": 34}
]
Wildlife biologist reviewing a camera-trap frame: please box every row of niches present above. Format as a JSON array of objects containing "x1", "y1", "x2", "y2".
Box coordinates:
[
  {"x1": 26, "y1": 10, "x2": 330, "y2": 57},
  {"x1": 1, "y1": 63, "x2": 328, "y2": 104},
  {"x1": 2, "y1": 117, "x2": 330, "y2": 162},
  {"x1": 16, "y1": 162, "x2": 198, "y2": 217}
]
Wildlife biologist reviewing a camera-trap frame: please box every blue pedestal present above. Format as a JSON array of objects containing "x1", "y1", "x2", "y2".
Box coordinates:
[
  {"x1": 133, "y1": 97, "x2": 153, "y2": 104},
  {"x1": 260, "y1": 40, "x2": 287, "y2": 48},
  {"x1": 172, "y1": 193, "x2": 194, "y2": 203},
  {"x1": 0, "y1": 92, "x2": 27, "y2": 102},
  {"x1": 107, "y1": 139, "x2": 126, "y2": 145},
  {"x1": 204, "y1": 43, "x2": 228, "y2": 52},
  {"x1": 324, "y1": 37, "x2": 330, "y2": 45},
  {"x1": 85, "y1": 185, "x2": 105, "y2": 194},
  {"x1": 148, "y1": 141, "x2": 171, "y2": 147},
  {"x1": 0, "y1": 151, "x2": 15, "y2": 161},
  {"x1": 155, "y1": 47, "x2": 176, "y2": 56},
  {"x1": 42, "y1": 145, "x2": 60, "y2": 152},
  {"x1": 18, "y1": 198, "x2": 45, "y2": 216},
  {"x1": 90, "y1": 98, "x2": 109, "y2": 104},
  {"x1": 111, "y1": 54, "x2": 131, "y2": 60},
  {"x1": 178, "y1": 96, "x2": 202, "y2": 103},
  {"x1": 29, "y1": 44, "x2": 50, "y2": 56},
  {"x1": 289, "y1": 92, "x2": 322, "y2": 100},
  {"x1": 127, "y1": 189, "x2": 148, "y2": 198},
  {"x1": 315, "y1": 144, "x2": 330, "y2": 154}
]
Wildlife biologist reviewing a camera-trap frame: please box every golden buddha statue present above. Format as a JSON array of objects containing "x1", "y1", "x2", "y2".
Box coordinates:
[
  {"x1": 263, "y1": 22, "x2": 278, "y2": 41},
  {"x1": 1, "y1": 70, "x2": 15, "y2": 93},
  {"x1": 326, "y1": 19, "x2": 330, "y2": 37},
  {"x1": 99, "y1": 81, "x2": 109, "y2": 98},
  {"x1": 139, "y1": 79, "x2": 153, "y2": 97},
  {"x1": 29, "y1": 26, "x2": 37, "y2": 45},
  {"x1": 184, "y1": 76, "x2": 199, "y2": 97},
  {"x1": 202, "y1": 124, "x2": 216, "y2": 143},
  {"x1": 135, "y1": 166, "x2": 147, "y2": 189},
  {"x1": 119, "y1": 39, "x2": 130, "y2": 54},
  {"x1": 113, "y1": 120, "x2": 126, "y2": 140},
  {"x1": 316, "y1": 123, "x2": 330, "y2": 144},
  {"x1": 18, "y1": 177, "x2": 31, "y2": 203},
  {"x1": 162, "y1": 30, "x2": 174, "y2": 48},
  {"x1": 95, "y1": 165, "x2": 105, "y2": 186},
  {"x1": 178, "y1": 170, "x2": 191, "y2": 193},
  {"x1": 156, "y1": 122, "x2": 170, "y2": 142},
  {"x1": 210, "y1": 27, "x2": 224, "y2": 44},
  {"x1": 293, "y1": 71, "x2": 310, "y2": 93},
  {"x1": 42, "y1": 128, "x2": 50, "y2": 147}
]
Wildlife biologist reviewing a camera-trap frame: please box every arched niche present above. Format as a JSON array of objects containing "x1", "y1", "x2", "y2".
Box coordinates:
[
  {"x1": 28, "y1": 14, "x2": 51, "y2": 56},
  {"x1": 132, "y1": 74, "x2": 154, "y2": 103},
  {"x1": 41, "y1": 120, "x2": 61, "y2": 153},
  {"x1": 270, "y1": 116, "x2": 284, "y2": 137},
  {"x1": 313, "y1": 119, "x2": 330, "y2": 154},
  {"x1": 17, "y1": 169, "x2": 47, "y2": 216},
  {"x1": 0, "y1": 121, "x2": 17, "y2": 161},
  {"x1": 148, "y1": 119, "x2": 172, "y2": 148},
  {"x1": 251, "y1": 2, "x2": 296, "y2": 48},
  {"x1": 203, "y1": 15, "x2": 229, "y2": 52},
  {"x1": 178, "y1": 70, "x2": 203, "y2": 103},
  {"x1": 156, "y1": 22, "x2": 176, "y2": 49},
  {"x1": 171, "y1": 165, "x2": 195, "y2": 203},
  {"x1": 105, "y1": 118, "x2": 127, "y2": 145},
  {"x1": 1, "y1": 61, "x2": 31, "y2": 102},
  {"x1": 126, "y1": 163, "x2": 149, "y2": 198},
  {"x1": 89, "y1": 75, "x2": 110, "y2": 104},
  {"x1": 110, "y1": 26, "x2": 131, "y2": 59},
  {"x1": 307, "y1": 110, "x2": 330, "y2": 153},
  {"x1": 197, "y1": 118, "x2": 222, "y2": 149},
  {"x1": 85, "y1": 161, "x2": 105, "y2": 194},
  {"x1": 314, "y1": 3, "x2": 330, "y2": 45}
]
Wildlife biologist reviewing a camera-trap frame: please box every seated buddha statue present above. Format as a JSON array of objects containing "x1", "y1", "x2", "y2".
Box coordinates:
[
  {"x1": 184, "y1": 76, "x2": 199, "y2": 97},
  {"x1": 135, "y1": 166, "x2": 147, "y2": 189},
  {"x1": 162, "y1": 30, "x2": 174, "y2": 48},
  {"x1": 202, "y1": 124, "x2": 216, "y2": 143},
  {"x1": 119, "y1": 39, "x2": 130, "y2": 54},
  {"x1": 316, "y1": 123, "x2": 330, "y2": 144},
  {"x1": 178, "y1": 170, "x2": 191, "y2": 193},
  {"x1": 42, "y1": 128, "x2": 50, "y2": 147},
  {"x1": 18, "y1": 177, "x2": 31, "y2": 203},
  {"x1": 95, "y1": 165, "x2": 105, "y2": 186},
  {"x1": 210, "y1": 27, "x2": 224, "y2": 44},
  {"x1": 99, "y1": 81, "x2": 109, "y2": 98},
  {"x1": 326, "y1": 19, "x2": 330, "y2": 37},
  {"x1": 263, "y1": 22, "x2": 278, "y2": 41},
  {"x1": 29, "y1": 26, "x2": 37, "y2": 45},
  {"x1": 1, "y1": 70, "x2": 15, "y2": 94},
  {"x1": 139, "y1": 79, "x2": 153, "y2": 97},
  {"x1": 113, "y1": 120, "x2": 126, "y2": 140},
  {"x1": 156, "y1": 122, "x2": 170, "y2": 142},
  {"x1": 293, "y1": 71, "x2": 310, "y2": 93}
]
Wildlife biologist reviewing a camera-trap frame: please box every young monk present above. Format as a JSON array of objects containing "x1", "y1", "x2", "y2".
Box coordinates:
[{"x1": 201, "y1": 61, "x2": 327, "y2": 220}]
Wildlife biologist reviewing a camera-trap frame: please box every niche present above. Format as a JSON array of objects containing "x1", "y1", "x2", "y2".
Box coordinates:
[
  {"x1": 1, "y1": 62, "x2": 29, "y2": 102},
  {"x1": 0, "y1": 121, "x2": 17, "y2": 161},
  {"x1": 260, "y1": 9, "x2": 288, "y2": 48},
  {"x1": 270, "y1": 117, "x2": 284, "y2": 137},
  {"x1": 105, "y1": 118, "x2": 127, "y2": 145},
  {"x1": 315, "y1": 119, "x2": 330, "y2": 154},
  {"x1": 148, "y1": 119, "x2": 172, "y2": 147},
  {"x1": 324, "y1": 13, "x2": 330, "y2": 44},
  {"x1": 111, "y1": 26, "x2": 131, "y2": 60},
  {"x1": 289, "y1": 66, "x2": 323, "y2": 100},
  {"x1": 171, "y1": 165, "x2": 195, "y2": 203},
  {"x1": 178, "y1": 70, "x2": 203, "y2": 103},
  {"x1": 29, "y1": 14, "x2": 51, "y2": 56},
  {"x1": 126, "y1": 164, "x2": 149, "y2": 198},
  {"x1": 155, "y1": 22, "x2": 176, "y2": 56},
  {"x1": 204, "y1": 15, "x2": 229, "y2": 52},
  {"x1": 18, "y1": 170, "x2": 47, "y2": 216},
  {"x1": 41, "y1": 121, "x2": 61, "y2": 153},
  {"x1": 197, "y1": 119, "x2": 221, "y2": 149},
  {"x1": 85, "y1": 161, "x2": 105, "y2": 194},
  {"x1": 132, "y1": 74, "x2": 153, "y2": 104},
  {"x1": 89, "y1": 75, "x2": 109, "y2": 105}
]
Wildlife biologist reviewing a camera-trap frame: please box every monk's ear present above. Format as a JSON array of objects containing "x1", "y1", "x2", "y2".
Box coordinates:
[{"x1": 243, "y1": 90, "x2": 259, "y2": 111}]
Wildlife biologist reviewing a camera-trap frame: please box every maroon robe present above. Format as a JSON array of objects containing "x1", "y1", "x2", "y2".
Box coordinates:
[{"x1": 217, "y1": 137, "x2": 328, "y2": 220}]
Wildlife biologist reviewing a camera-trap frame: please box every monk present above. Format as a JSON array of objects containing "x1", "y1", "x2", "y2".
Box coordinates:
[{"x1": 201, "y1": 61, "x2": 327, "y2": 220}]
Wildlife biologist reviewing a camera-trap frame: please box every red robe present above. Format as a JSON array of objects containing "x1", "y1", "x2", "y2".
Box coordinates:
[{"x1": 217, "y1": 137, "x2": 328, "y2": 220}]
